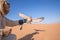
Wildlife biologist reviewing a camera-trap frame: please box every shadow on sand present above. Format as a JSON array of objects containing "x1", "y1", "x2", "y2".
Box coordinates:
[{"x1": 18, "y1": 29, "x2": 45, "y2": 40}]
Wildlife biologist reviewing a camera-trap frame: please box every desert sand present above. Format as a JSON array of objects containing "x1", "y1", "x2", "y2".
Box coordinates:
[{"x1": 2, "y1": 23, "x2": 60, "y2": 40}]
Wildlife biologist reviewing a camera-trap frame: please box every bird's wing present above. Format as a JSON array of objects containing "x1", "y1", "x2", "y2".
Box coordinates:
[
  {"x1": 19, "y1": 13, "x2": 28, "y2": 19},
  {"x1": 32, "y1": 17, "x2": 44, "y2": 22}
]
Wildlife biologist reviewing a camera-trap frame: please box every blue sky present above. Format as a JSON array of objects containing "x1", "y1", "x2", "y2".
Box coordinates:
[{"x1": 6, "y1": 0, "x2": 60, "y2": 24}]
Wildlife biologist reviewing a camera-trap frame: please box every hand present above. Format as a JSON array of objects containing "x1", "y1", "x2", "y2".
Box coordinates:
[{"x1": 3, "y1": 27, "x2": 12, "y2": 36}]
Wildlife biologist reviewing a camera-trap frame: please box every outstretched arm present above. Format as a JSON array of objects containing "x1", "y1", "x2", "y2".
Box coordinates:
[{"x1": 5, "y1": 17, "x2": 19, "y2": 27}]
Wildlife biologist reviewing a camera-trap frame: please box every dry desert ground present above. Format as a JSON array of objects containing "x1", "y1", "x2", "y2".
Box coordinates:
[{"x1": 2, "y1": 23, "x2": 60, "y2": 40}]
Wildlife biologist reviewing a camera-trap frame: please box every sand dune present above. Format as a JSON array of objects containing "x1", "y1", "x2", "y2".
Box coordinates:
[{"x1": 2, "y1": 23, "x2": 60, "y2": 40}]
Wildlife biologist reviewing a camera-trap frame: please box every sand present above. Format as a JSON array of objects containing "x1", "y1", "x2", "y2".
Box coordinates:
[{"x1": 2, "y1": 23, "x2": 60, "y2": 40}]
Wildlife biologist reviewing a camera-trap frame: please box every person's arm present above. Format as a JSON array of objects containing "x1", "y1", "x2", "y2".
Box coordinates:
[{"x1": 5, "y1": 17, "x2": 19, "y2": 27}]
